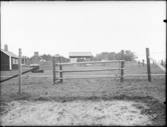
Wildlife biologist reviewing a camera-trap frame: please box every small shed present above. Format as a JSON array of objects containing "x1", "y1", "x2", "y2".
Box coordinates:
[
  {"x1": 1, "y1": 45, "x2": 19, "y2": 71},
  {"x1": 69, "y1": 52, "x2": 92, "y2": 63}
]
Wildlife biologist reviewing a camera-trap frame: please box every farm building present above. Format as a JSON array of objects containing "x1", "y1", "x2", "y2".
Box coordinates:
[
  {"x1": 29, "y1": 52, "x2": 44, "y2": 65},
  {"x1": 69, "y1": 52, "x2": 92, "y2": 63},
  {"x1": 0, "y1": 44, "x2": 19, "y2": 71}
]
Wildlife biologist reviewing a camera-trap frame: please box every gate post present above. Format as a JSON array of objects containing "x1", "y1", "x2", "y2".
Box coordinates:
[
  {"x1": 53, "y1": 56, "x2": 56, "y2": 84},
  {"x1": 18, "y1": 48, "x2": 22, "y2": 94},
  {"x1": 59, "y1": 56, "x2": 63, "y2": 83},
  {"x1": 120, "y1": 50, "x2": 124, "y2": 83},
  {"x1": 146, "y1": 48, "x2": 152, "y2": 82}
]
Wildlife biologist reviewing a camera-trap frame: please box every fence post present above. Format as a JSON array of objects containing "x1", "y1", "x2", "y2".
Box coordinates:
[
  {"x1": 18, "y1": 48, "x2": 22, "y2": 94},
  {"x1": 120, "y1": 50, "x2": 124, "y2": 83},
  {"x1": 59, "y1": 56, "x2": 63, "y2": 83},
  {"x1": 53, "y1": 57, "x2": 56, "y2": 84},
  {"x1": 142, "y1": 59, "x2": 145, "y2": 67},
  {"x1": 146, "y1": 48, "x2": 152, "y2": 82},
  {"x1": 161, "y1": 60, "x2": 164, "y2": 66}
]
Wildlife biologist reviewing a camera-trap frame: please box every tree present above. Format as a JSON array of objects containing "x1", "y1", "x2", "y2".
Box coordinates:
[
  {"x1": 92, "y1": 50, "x2": 137, "y2": 61},
  {"x1": 124, "y1": 50, "x2": 138, "y2": 61},
  {"x1": 115, "y1": 50, "x2": 138, "y2": 61},
  {"x1": 41, "y1": 54, "x2": 48, "y2": 61},
  {"x1": 40, "y1": 54, "x2": 52, "y2": 61}
]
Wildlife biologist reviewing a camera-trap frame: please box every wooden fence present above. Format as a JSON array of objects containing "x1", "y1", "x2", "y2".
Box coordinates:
[
  {"x1": 53, "y1": 60, "x2": 125, "y2": 83},
  {"x1": 53, "y1": 50, "x2": 125, "y2": 83}
]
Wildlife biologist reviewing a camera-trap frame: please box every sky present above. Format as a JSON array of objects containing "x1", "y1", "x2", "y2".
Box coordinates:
[{"x1": 1, "y1": 1, "x2": 166, "y2": 62}]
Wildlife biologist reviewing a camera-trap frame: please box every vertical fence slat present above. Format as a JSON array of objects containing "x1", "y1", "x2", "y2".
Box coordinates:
[
  {"x1": 53, "y1": 57, "x2": 56, "y2": 84},
  {"x1": 59, "y1": 57, "x2": 63, "y2": 83},
  {"x1": 146, "y1": 48, "x2": 152, "y2": 82},
  {"x1": 18, "y1": 48, "x2": 22, "y2": 94}
]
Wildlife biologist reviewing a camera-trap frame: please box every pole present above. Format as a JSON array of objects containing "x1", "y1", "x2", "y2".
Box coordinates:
[
  {"x1": 59, "y1": 56, "x2": 63, "y2": 83},
  {"x1": 53, "y1": 57, "x2": 56, "y2": 84},
  {"x1": 146, "y1": 48, "x2": 152, "y2": 82},
  {"x1": 18, "y1": 48, "x2": 22, "y2": 94},
  {"x1": 120, "y1": 50, "x2": 124, "y2": 83}
]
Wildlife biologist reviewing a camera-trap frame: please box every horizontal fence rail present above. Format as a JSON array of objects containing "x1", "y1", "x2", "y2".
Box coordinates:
[
  {"x1": 55, "y1": 60, "x2": 125, "y2": 66},
  {"x1": 55, "y1": 75, "x2": 121, "y2": 80},
  {"x1": 55, "y1": 68, "x2": 125, "y2": 73},
  {"x1": 124, "y1": 74, "x2": 165, "y2": 77}
]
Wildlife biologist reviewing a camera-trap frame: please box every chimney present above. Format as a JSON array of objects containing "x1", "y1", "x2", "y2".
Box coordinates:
[
  {"x1": 4, "y1": 44, "x2": 8, "y2": 51},
  {"x1": 34, "y1": 52, "x2": 39, "y2": 56}
]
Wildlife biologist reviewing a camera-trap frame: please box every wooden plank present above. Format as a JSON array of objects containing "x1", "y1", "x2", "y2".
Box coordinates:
[
  {"x1": 55, "y1": 60, "x2": 125, "y2": 66},
  {"x1": 55, "y1": 68, "x2": 125, "y2": 73},
  {"x1": 148, "y1": 56, "x2": 166, "y2": 72},
  {"x1": 59, "y1": 57, "x2": 63, "y2": 83},
  {"x1": 56, "y1": 75, "x2": 120, "y2": 80},
  {"x1": 151, "y1": 74, "x2": 165, "y2": 76},
  {"x1": 124, "y1": 74, "x2": 165, "y2": 76}
]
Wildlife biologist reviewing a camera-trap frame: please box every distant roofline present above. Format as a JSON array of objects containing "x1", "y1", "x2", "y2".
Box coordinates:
[{"x1": 69, "y1": 56, "x2": 92, "y2": 58}]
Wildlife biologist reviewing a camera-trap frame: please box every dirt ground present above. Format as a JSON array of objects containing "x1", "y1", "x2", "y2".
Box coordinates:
[
  {"x1": 2, "y1": 100, "x2": 153, "y2": 126},
  {"x1": 0, "y1": 62, "x2": 166, "y2": 126}
]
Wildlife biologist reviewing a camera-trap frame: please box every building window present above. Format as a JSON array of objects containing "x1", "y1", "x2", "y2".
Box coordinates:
[
  {"x1": 13, "y1": 58, "x2": 16, "y2": 64},
  {"x1": 12, "y1": 58, "x2": 18, "y2": 64},
  {"x1": 15, "y1": 59, "x2": 18, "y2": 64}
]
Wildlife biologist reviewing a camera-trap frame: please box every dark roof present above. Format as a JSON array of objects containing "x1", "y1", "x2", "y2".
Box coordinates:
[
  {"x1": 69, "y1": 52, "x2": 92, "y2": 58},
  {"x1": 1, "y1": 49, "x2": 18, "y2": 58}
]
